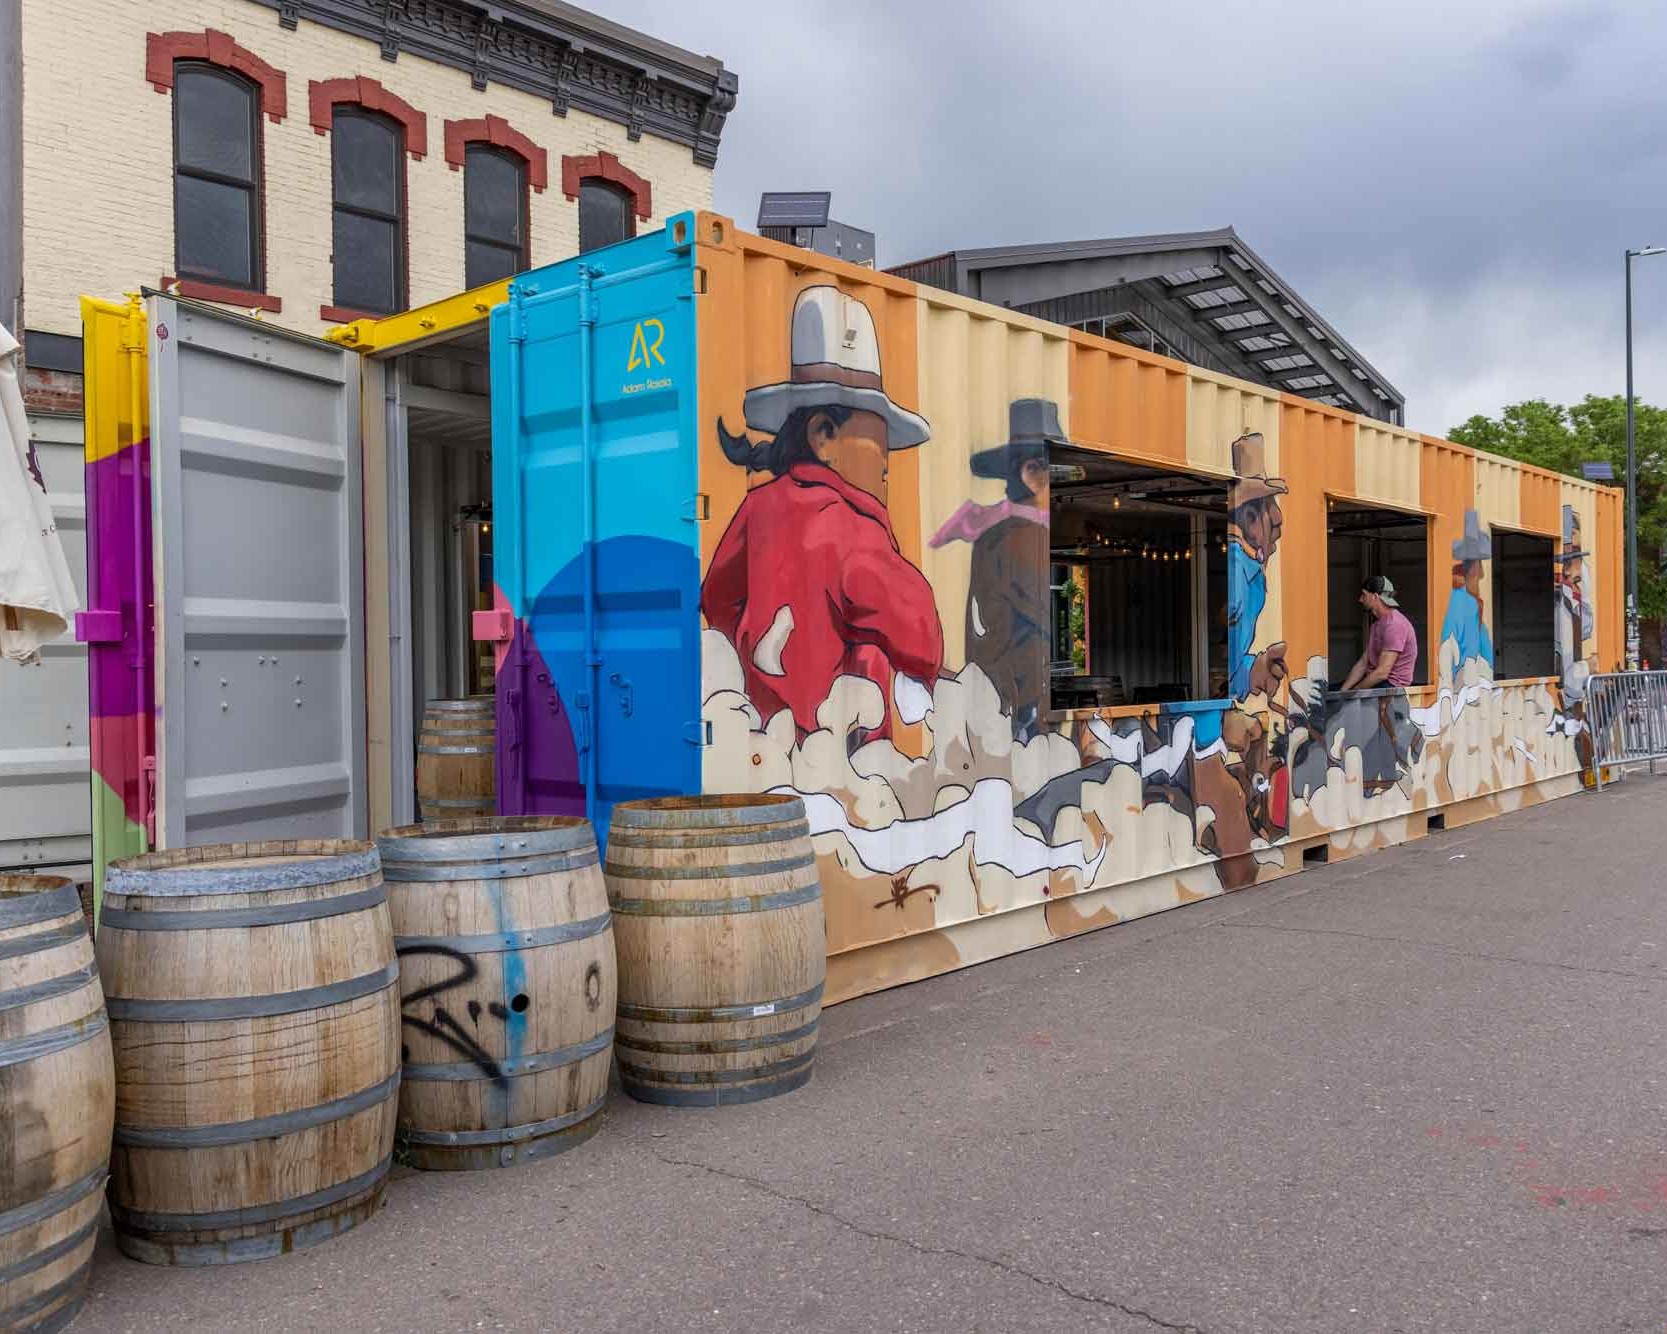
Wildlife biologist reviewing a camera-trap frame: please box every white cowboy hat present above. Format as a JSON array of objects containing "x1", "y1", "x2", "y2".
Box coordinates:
[{"x1": 743, "y1": 285, "x2": 930, "y2": 449}]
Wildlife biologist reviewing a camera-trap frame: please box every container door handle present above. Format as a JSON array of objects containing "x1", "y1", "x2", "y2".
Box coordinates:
[
  {"x1": 575, "y1": 693, "x2": 592, "y2": 755},
  {"x1": 74, "y1": 609, "x2": 123, "y2": 643}
]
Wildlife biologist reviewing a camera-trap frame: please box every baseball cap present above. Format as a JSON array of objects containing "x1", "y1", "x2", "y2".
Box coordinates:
[{"x1": 1362, "y1": 574, "x2": 1400, "y2": 608}]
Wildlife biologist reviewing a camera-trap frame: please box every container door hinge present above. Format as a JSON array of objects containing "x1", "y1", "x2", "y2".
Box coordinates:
[
  {"x1": 681, "y1": 493, "x2": 711, "y2": 522},
  {"x1": 683, "y1": 720, "x2": 712, "y2": 748}
]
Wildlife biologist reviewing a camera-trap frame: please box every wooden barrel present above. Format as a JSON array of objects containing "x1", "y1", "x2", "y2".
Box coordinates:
[
  {"x1": 0, "y1": 876, "x2": 113, "y2": 1333},
  {"x1": 378, "y1": 817, "x2": 615, "y2": 1170},
  {"x1": 418, "y1": 697, "x2": 495, "y2": 820},
  {"x1": 606, "y1": 794, "x2": 824, "y2": 1107},
  {"x1": 97, "y1": 841, "x2": 400, "y2": 1266}
]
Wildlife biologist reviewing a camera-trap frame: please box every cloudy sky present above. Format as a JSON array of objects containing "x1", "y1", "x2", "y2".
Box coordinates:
[{"x1": 607, "y1": 0, "x2": 1667, "y2": 436}]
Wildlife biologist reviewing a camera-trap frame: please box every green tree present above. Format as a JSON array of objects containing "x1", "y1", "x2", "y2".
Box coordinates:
[
  {"x1": 1449, "y1": 395, "x2": 1667, "y2": 621},
  {"x1": 1067, "y1": 576, "x2": 1086, "y2": 669}
]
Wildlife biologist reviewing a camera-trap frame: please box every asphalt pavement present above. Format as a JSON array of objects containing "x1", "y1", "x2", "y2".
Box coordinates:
[{"x1": 74, "y1": 776, "x2": 1667, "y2": 1333}]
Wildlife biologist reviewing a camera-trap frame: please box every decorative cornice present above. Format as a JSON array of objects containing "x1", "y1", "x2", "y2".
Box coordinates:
[
  {"x1": 309, "y1": 75, "x2": 428, "y2": 158},
  {"x1": 244, "y1": 0, "x2": 737, "y2": 167},
  {"x1": 445, "y1": 115, "x2": 549, "y2": 192}
]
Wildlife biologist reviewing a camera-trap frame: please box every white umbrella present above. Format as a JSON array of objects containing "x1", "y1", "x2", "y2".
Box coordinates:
[{"x1": 0, "y1": 323, "x2": 79, "y2": 664}]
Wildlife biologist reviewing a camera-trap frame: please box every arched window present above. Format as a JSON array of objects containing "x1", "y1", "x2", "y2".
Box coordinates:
[
  {"x1": 172, "y1": 63, "x2": 262, "y2": 290},
  {"x1": 464, "y1": 145, "x2": 528, "y2": 287},
  {"x1": 331, "y1": 107, "x2": 405, "y2": 316},
  {"x1": 578, "y1": 179, "x2": 635, "y2": 254}
]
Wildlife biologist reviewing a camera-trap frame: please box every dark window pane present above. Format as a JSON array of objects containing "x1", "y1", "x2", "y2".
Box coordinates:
[
  {"x1": 465, "y1": 147, "x2": 523, "y2": 246},
  {"x1": 579, "y1": 180, "x2": 633, "y2": 254},
  {"x1": 333, "y1": 210, "x2": 400, "y2": 313},
  {"x1": 332, "y1": 109, "x2": 401, "y2": 215},
  {"x1": 466, "y1": 239, "x2": 522, "y2": 289},
  {"x1": 175, "y1": 176, "x2": 254, "y2": 286},
  {"x1": 175, "y1": 67, "x2": 254, "y2": 179}
]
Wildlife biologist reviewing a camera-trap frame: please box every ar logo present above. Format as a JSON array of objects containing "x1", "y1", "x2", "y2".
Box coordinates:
[{"x1": 627, "y1": 318, "x2": 666, "y2": 372}]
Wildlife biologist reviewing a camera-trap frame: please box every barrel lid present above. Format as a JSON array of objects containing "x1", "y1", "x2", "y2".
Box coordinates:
[
  {"x1": 107, "y1": 840, "x2": 380, "y2": 898},
  {"x1": 378, "y1": 816, "x2": 597, "y2": 865},
  {"x1": 425, "y1": 697, "x2": 495, "y2": 711},
  {"x1": 0, "y1": 873, "x2": 75, "y2": 897},
  {"x1": 0, "y1": 875, "x2": 81, "y2": 929},
  {"x1": 610, "y1": 793, "x2": 807, "y2": 829}
]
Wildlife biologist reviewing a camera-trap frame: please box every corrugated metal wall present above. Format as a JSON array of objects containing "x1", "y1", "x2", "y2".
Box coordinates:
[{"x1": 692, "y1": 213, "x2": 1622, "y2": 1007}]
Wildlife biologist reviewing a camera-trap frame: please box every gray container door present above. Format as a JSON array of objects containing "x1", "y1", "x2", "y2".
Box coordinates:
[
  {"x1": 148, "y1": 298, "x2": 365, "y2": 847},
  {"x1": 0, "y1": 413, "x2": 90, "y2": 871}
]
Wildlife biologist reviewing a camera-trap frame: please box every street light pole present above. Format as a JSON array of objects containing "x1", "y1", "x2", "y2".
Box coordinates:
[{"x1": 1624, "y1": 245, "x2": 1665, "y2": 671}]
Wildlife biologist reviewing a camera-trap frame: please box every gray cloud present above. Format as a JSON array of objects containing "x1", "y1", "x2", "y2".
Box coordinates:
[{"x1": 606, "y1": 0, "x2": 1667, "y2": 432}]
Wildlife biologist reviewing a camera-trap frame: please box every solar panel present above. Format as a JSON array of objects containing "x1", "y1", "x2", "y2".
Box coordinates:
[
  {"x1": 1581, "y1": 462, "x2": 1616, "y2": 481},
  {"x1": 757, "y1": 192, "x2": 831, "y2": 228}
]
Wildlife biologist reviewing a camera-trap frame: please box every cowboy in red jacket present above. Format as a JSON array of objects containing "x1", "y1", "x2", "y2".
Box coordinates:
[{"x1": 701, "y1": 286, "x2": 943, "y2": 738}]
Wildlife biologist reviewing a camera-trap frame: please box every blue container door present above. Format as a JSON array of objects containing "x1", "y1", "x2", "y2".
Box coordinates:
[{"x1": 491, "y1": 218, "x2": 703, "y2": 845}]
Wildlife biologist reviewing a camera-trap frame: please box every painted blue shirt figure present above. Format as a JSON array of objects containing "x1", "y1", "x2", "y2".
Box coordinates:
[
  {"x1": 1440, "y1": 582, "x2": 1493, "y2": 674},
  {"x1": 1227, "y1": 537, "x2": 1267, "y2": 702},
  {"x1": 1189, "y1": 433, "x2": 1288, "y2": 750},
  {"x1": 1442, "y1": 512, "x2": 1495, "y2": 678}
]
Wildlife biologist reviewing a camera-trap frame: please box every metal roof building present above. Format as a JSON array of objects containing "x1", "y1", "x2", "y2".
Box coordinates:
[{"x1": 888, "y1": 228, "x2": 1404, "y2": 424}]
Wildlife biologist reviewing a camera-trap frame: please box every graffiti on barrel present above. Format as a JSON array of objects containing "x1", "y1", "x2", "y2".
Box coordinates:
[{"x1": 395, "y1": 943, "x2": 527, "y2": 1090}]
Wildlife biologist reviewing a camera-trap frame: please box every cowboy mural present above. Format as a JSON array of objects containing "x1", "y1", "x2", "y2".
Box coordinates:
[
  {"x1": 1441, "y1": 510, "x2": 1494, "y2": 676},
  {"x1": 928, "y1": 398, "x2": 1058, "y2": 741},
  {"x1": 1556, "y1": 505, "x2": 1595, "y2": 705},
  {"x1": 700, "y1": 285, "x2": 944, "y2": 739},
  {"x1": 1227, "y1": 432, "x2": 1290, "y2": 705}
]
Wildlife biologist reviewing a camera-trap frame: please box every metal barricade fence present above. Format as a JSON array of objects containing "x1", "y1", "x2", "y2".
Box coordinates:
[{"x1": 1587, "y1": 671, "x2": 1667, "y2": 790}]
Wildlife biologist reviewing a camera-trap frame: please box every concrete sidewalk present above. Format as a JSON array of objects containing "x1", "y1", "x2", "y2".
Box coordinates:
[{"x1": 76, "y1": 779, "x2": 1667, "y2": 1333}]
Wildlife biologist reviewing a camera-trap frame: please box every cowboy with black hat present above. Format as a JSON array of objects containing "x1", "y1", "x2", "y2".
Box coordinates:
[
  {"x1": 1556, "y1": 505, "x2": 1594, "y2": 703},
  {"x1": 929, "y1": 398, "x2": 1060, "y2": 739}
]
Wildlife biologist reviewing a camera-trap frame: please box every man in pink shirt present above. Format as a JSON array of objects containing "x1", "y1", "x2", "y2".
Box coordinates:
[{"x1": 1341, "y1": 575, "x2": 1418, "y2": 690}]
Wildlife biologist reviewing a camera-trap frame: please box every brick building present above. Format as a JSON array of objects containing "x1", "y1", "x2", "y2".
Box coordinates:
[{"x1": 0, "y1": 0, "x2": 737, "y2": 872}]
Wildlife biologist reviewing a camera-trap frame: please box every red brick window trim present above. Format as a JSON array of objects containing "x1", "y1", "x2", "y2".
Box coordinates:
[
  {"x1": 444, "y1": 116, "x2": 548, "y2": 192},
  {"x1": 161, "y1": 276, "x2": 283, "y2": 314},
  {"x1": 147, "y1": 30, "x2": 287, "y2": 122},
  {"x1": 561, "y1": 151, "x2": 652, "y2": 221},
  {"x1": 319, "y1": 304, "x2": 381, "y2": 324},
  {"x1": 308, "y1": 77, "x2": 427, "y2": 159}
]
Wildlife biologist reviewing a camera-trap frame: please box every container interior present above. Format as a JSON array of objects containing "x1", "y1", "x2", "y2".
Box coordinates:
[{"x1": 388, "y1": 325, "x2": 496, "y2": 822}]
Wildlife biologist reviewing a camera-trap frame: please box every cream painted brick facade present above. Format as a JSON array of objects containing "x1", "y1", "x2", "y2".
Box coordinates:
[{"x1": 20, "y1": 0, "x2": 716, "y2": 337}]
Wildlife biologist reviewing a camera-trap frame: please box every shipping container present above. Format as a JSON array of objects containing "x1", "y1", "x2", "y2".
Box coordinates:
[{"x1": 78, "y1": 213, "x2": 1623, "y2": 1004}]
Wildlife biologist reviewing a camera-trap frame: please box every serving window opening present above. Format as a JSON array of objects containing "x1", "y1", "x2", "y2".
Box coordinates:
[
  {"x1": 1049, "y1": 446, "x2": 1229, "y2": 713},
  {"x1": 1325, "y1": 500, "x2": 1430, "y2": 687},
  {"x1": 1491, "y1": 530, "x2": 1555, "y2": 679}
]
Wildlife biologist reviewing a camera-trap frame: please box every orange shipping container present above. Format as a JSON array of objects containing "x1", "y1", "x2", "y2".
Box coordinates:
[{"x1": 688, "y1": 218, "x2": 1617, "y2": 1003}]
